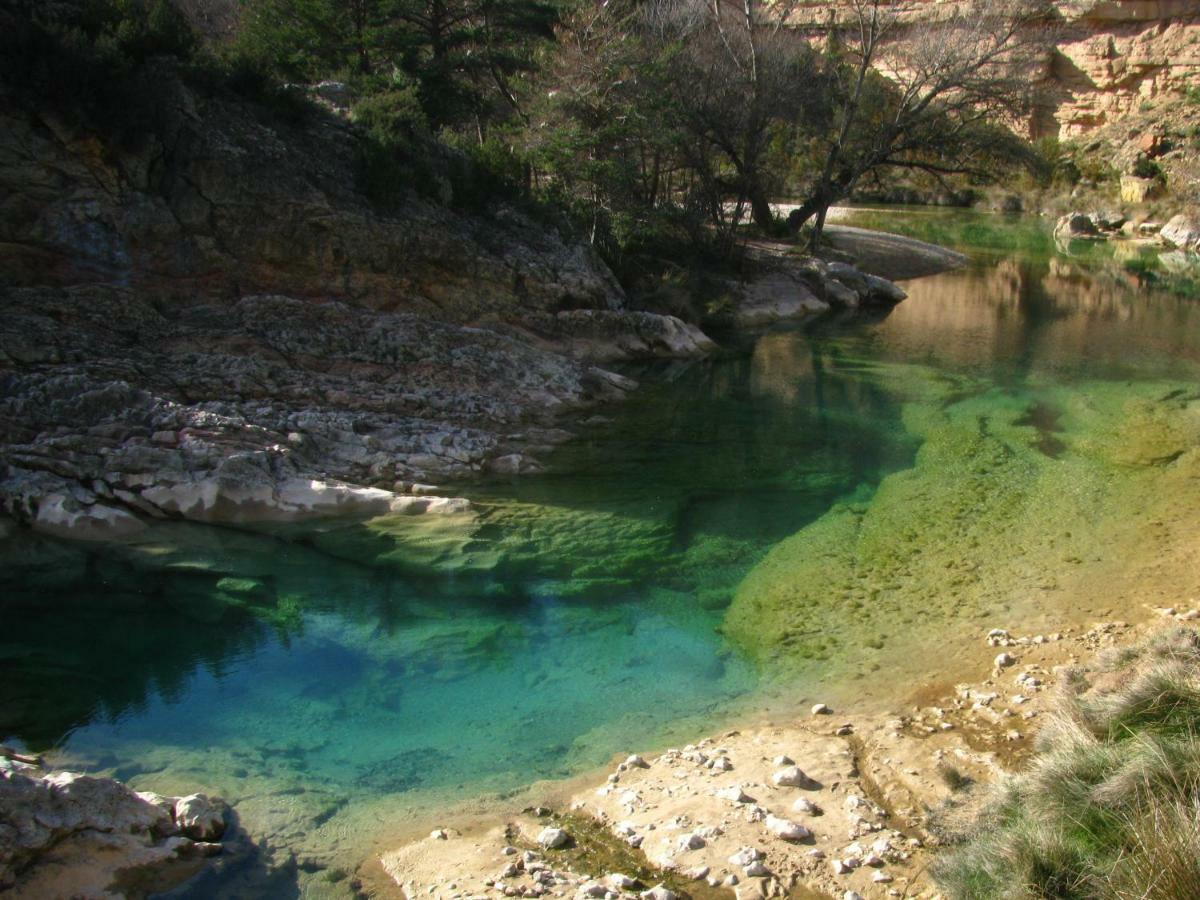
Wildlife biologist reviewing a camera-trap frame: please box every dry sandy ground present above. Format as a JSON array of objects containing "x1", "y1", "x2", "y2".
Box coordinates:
[{"x1": 361, "y1": 602, "x2": 1199, "y2": 900}]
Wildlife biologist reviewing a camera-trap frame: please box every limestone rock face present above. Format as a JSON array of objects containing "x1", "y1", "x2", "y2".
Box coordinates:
[
  {"x1": 1160, "y1": 213, "x2": 1200, "y2": 251},
  {"x1": 0, "y1": 287, "x2": 639, "y2": 535},
  {"x1": 0, "y1": 66, "x2": 731, "y2": 537},
  {"x1": 790, "y1": 1, "x2": 1200, "y2": 140},
  {"x1": 0, "y1": 65, "x2": 622, "y2": 318},
  {"x1": 0, "y1": 763, "x2": 229, "y2": 897}
]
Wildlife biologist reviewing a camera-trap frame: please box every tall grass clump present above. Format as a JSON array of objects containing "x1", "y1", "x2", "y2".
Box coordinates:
[{"x1": 934, "y1": 628, "x2": 1200, "y2": 900}]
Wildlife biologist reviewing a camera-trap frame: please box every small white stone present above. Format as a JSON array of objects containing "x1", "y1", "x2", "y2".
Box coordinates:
[
  {"x1": 744, "y1": 861, "x2": 770, "y2": 877},
  {"x1": 812, "y1": 703, "x2": 831, "y2": 716},
  {"x1": 684, "y1": 865, "x2": 709, "y2": 881},
  {"x1": 606, "y1": 874, "x2": 636, "y2": 891},
  {"x1": 771, "y1": 765, "x2": 811, "y2": 788},
  {"x1": 728, "y1": 847, "x2": 764, "y2": 867},
  {"x1": 773, "y1": 755, "x2": 794, "y2": 766},
  {"x1": 995, "y1": 652, "x2": 1017, "y2": 668},
  {"x1": 538, "y1": 827, "x2": 570, "y2": 850},
  {"x1": 792, "y1": 797, "x2": 821, "y2": 815},
  {"x1": 765, "y1": 814, "x2": 812, "y2": 842},
  {"x1": 625, "y1": 754, "x2": 649, "y2": 768},
  {"x1": 844, "y1": 892, "x2": 865, "y2": 900},
  {"x1": 677, "y1": 832, "x2": 706, "y2": 851},
  {"x1": 430, "y1": 829, "x2": 448, "y2": 840},
  {"x1": 716, "y1": 785, "x2": 754, "y2": 803},
  {"x1": 640, "y1": 886, "x2": 676, "y2": 900},
  {"x1": 873, "y1": 871, "x2": 894, "y2": 883}
]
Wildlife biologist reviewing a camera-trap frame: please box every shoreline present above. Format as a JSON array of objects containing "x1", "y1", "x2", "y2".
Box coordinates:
[{"x1": 364, "y1": 609, "x2": 1196, "y2": 900}]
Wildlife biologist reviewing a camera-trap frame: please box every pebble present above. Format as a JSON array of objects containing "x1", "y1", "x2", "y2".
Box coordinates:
[
  {"x1": 537, "y1": 827, "x2": 570, "y2": 850},
  {"x1": 765, "y1": 814, "x2": 812, "y2": 842},
  {"x1": 995, "y1": 652, "x2": 1017, "y2": 668},
  {"x1": 728, "y1": 847, "x2": 764, "y2": 867},
  {"x1": 792, "y1": 797, "x2": 821, "y2": 815},
  {"x1": 716, "y1": 786, "x2": 755, "y2": 803},
  {"x1": 812, "y1": 703, "x2": 831, "y2": 716},
  {"x1": 773, "y1": 755, "x2": 794, "y2": 766},
  {"x1": 430, "y1": 829, "x2": 448, "y2": 840},
  {"x1": 771, "y1": 766, "x2": 812, "y2": 788},
  {"x1": 873, "y1": 872, "x2": 894, "y2": 883},
  {"x1": 641, "y1": 887, "x2": 676, "y2": 900},
  {"x1": 606, "y1": 875, "x2": 636, "y2": 891},
  {"x1": 744, "y1": 861, "x2": 770, "y2": 877},
  {"x1": 677, "y1": 832, "x2": 706, "y2": 851},
  {"x1": 624, "y1": 754, "x2": 649, "y2": 768},
  {"x1": 845, "y1": 892, "x2": 865, "y2": 900}
]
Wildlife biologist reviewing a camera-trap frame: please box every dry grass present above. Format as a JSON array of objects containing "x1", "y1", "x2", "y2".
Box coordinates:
[{"x1": 933, "y1": 628, "x2": 1200, "y2": 900}]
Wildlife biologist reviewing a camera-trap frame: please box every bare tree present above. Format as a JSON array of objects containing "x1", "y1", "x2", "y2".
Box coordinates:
[
  {"x1": 790, "y1": 0, "x2": 1052, "y2": 245},
  {"x1": 646, "y1": 0, "x2": 818, "y2": 230}
]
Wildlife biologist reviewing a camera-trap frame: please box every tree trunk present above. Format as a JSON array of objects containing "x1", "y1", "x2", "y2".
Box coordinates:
[{"x1": 749, "y1": 187, "x2": 773, "y2": 230}]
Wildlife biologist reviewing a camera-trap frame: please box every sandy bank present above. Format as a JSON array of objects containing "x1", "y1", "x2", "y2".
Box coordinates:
[{"x1": 364, "y1": 605, "x2": 1200, "y2": 900}]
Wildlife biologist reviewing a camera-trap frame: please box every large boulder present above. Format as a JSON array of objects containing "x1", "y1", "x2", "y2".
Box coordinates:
[
  {"x1": 0, "y1": 763, "x2": 229, "y2": 896},
  {"x1": 1054, "y1": 213, "x2": 1101, "y2": 240},
  {"x1": 1160, "y1": 214, "x2": 1200, "y2": 253}
]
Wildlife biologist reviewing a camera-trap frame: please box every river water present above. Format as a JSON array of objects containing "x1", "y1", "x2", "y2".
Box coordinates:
[{"x1": 3, "y1": 211, "x2": 1200, "y2": 895}]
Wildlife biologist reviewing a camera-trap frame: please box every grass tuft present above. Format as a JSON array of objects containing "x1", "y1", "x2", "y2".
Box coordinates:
[{"x1": 934, "y1": 628, "x2": 1200, "y2": 900}]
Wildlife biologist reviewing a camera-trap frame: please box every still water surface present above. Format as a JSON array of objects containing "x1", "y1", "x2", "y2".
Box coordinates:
[{"x1": 3, "y1": 210, "x2": 1199, "y2": 889}]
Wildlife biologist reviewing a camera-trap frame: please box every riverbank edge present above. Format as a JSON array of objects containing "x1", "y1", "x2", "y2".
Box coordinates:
[{"x1": 365, "y1": 608, "x2": 1200, "y2": 900}]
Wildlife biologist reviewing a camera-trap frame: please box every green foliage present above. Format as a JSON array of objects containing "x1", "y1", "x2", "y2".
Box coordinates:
[
  {"x1": 353, "y1": 85, "x2": 438, "y2": 208},
  {"x1": 934, "y1": 628, "x2": 1200, "y2": 900},
  {"x1": 233, "y1": 0, "x2": 557, "y2": 131},
  {"x1": 0, "y1": 0, "x2": 198, "y2": 140},
  {"x1": 1131, "y1": 156, "x2": 1162, "y2": 180}
]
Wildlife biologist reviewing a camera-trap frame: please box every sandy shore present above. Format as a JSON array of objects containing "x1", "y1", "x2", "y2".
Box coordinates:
[{"x1": 362, "y1": 600, "x2": 1200, "y2": 900}]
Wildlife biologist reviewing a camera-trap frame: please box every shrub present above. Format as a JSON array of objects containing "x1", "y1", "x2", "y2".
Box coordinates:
[
  {"x1": 0, "y1": 0, "x2": 198, "y2": 140},
  {"x1": 934, "y1": 628, "x2": 1200, "y2": 900}
]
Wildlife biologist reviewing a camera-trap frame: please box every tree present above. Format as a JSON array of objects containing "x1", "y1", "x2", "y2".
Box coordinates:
[
  {"x1": 645, "y1": 0, "x2": 821, "y2": 229},
  {"x1": 790, "y1": 0, "x2": 1051, "y2": 245},
  {"x1": 236, "y1": 0, "x2": 397, "y2": 81},
  {"x1": 236, "y1": 0, "x2": 556, "y2": 132}
]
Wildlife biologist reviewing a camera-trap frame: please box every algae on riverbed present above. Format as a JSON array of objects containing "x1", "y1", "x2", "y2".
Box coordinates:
[{"x1": 726, "y1": 365, "x2": 1200, "y2": 692}]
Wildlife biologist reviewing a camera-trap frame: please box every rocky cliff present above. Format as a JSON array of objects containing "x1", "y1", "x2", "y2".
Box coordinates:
[
  {"x1": 0, "y1": 62, "x2": 731, "y2": 538},
  {"x1": 793, "y1": 0, "x2": 1200, "y2": 141}
]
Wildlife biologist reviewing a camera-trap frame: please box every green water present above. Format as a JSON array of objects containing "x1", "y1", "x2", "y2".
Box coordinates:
[{"x1": 3, "y1": 211, "x2": 1200, "y2": 895}]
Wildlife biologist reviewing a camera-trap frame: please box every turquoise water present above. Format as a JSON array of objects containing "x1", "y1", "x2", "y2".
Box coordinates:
[
  {"x1": 3, "y1": 211, "x2": 1200, "y2": 893},
  {"x1": 0, "y1": 320, "x2": 915, "y2": 884}
]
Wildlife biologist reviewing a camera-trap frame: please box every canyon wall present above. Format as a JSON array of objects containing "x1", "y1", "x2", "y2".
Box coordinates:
[{"x1": 792, "y1": 0, "x2": 1200, "y2": 141}]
